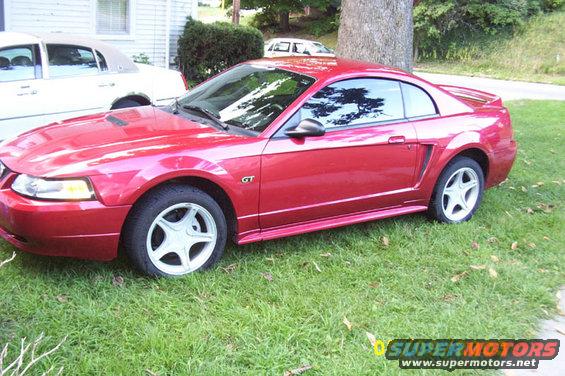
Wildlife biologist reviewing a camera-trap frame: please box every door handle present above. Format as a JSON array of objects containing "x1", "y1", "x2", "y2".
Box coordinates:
[
  {"x1": 16, "y1": 90, "x2": 38, "y2": 96},
  {"x1": 388, "y1": 136, "x2": 406, "y2": 144}
]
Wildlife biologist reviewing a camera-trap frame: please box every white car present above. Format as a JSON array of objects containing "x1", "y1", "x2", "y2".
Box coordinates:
[
  {"x1": 0, "y1": 32, "x2": 188, "y2": 139},
  {"x1": 264, "y1": 38, "x2": 335, "y2": 58}
]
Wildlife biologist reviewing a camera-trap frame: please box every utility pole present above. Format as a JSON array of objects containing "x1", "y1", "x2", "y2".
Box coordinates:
[{"x1": 232, "y1": 0, "x2": 241, "y2": 25}]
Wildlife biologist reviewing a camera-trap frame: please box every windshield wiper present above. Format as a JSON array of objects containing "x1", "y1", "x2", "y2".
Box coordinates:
[{"x1": 182, "y1": 105, "x2": 229, "y2": 130}]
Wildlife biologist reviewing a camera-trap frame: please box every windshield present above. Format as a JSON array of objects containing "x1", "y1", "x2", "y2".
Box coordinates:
[
  {"x1": 312, "y1": 42, "x2": 333, "y2": 54},
  {"x1": 178, "y1": 64, "x2": 315, "y2": 134}
]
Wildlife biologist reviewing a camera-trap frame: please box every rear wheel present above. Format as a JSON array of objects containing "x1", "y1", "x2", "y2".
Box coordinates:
[
  {"x1": 428, "y1": 157, "x2": 484, "y2": 223},
  {"x1": 122, "y1": 185, "x2": 227, "y2": 277}
]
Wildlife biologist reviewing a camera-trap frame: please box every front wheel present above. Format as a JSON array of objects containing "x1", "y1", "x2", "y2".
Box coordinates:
[
  {"x1": 428, "y1": 157, "x2": 484, "y2": 223},
  {"x1": 122, "y1": 185, "x2": 227, "y2": 277}
]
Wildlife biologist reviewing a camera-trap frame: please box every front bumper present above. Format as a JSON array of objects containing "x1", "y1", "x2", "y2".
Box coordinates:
[{"x1": 0, "y1": 181, "x2": 131, "y2": 261}]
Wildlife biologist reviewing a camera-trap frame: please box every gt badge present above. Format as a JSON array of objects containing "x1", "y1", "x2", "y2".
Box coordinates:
[{"x1": 241, "y1": 176, "x2": 255, "y2": 184}]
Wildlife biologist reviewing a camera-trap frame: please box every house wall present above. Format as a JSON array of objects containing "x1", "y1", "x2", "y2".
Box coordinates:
[
  {"x1": 3, "y1": 0, "x2": 196, "y2": 68},
  {"x1": 0, "y1": 0, "x2": 5, "y2": 31},
  {"x1": 169, "y1": 0, "x2": 197, "y2": 66}
]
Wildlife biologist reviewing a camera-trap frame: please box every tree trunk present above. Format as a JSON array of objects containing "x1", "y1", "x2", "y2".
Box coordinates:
[
  {"x1": 279, "y1": 11, "x2": 290, "y2": 32},
  {"x1": 232, "y1": 0, "x2": 241, "y2": 25},
  {"x1": 337, "y1": 0, "x2": 413, "y2": 72}
]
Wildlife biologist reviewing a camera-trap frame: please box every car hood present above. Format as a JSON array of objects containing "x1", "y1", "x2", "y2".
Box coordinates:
[{"x1": 0, "y1": 107, "x2": 241, "y2": 178}]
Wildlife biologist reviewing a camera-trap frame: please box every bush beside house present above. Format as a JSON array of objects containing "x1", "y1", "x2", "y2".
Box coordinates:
[{"x1": 177, "y1": 18, "x2": 264, "y2": 83}]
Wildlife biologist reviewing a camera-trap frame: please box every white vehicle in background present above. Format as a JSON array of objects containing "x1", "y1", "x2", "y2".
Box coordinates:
[
  {"x1": 0, "y1": 32, "x2": 188, "y2": 140},
  {"x1": 264, "y1": 38, "x2": 335, "y2": 58}
]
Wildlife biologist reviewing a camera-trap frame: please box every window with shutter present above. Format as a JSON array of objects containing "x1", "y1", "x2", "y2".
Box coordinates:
[{"x1": 96, "y1": 0, "x2": 130, "y2": 35}]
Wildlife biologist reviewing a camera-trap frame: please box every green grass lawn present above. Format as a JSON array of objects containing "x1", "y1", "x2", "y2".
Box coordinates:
[
  {"x1": 416, "y1": 12, "x2": 565, "y2": 85},
  {"x1": 1, "y1": 101, "x2": 564, "y2": 375}
]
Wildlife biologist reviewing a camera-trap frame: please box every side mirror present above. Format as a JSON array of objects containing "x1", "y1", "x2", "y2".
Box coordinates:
[{"x1": 285, "y1": 119, "x2": 325, "y2": 138}]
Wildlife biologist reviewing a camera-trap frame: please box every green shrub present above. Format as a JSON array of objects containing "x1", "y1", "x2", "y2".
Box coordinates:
[
  {"x1": 177, "y1": 18, "x2": 264, "y2": 83},
  {"x1": 414, "y1": 0, "x2": 564, "y2": 61},
  {"x1": 306, "y1": 14, "x2": 339, "y2": 37}
]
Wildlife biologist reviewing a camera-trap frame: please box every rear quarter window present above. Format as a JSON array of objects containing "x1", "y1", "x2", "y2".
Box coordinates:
[{"x1": 401, "y1": 83, "x2": 437, "y2": 118}]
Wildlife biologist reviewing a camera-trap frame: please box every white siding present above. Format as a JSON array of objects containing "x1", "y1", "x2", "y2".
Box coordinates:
[
  {"x1": 5, "y1": 0, "x2": 196, "y2": 68},
  {"x1": 8, "y1": 0, "x2": 92, "y2": 35},
  {"x1": 169, "y1": 0, "x2": 197, "y2": 67}
]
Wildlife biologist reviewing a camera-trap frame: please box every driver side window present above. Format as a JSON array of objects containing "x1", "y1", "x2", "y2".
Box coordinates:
[
  {"x1": 275, "y1": 78, "x2": 406, "y2": 137},
  {"x1": 300, "y1": 78, "x2": 404, "y2": 130}
]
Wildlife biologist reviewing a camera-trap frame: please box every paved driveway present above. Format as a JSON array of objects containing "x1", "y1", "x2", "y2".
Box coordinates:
[{"x1": 415, "y1": 72, "x2": 565, "y2": 101}]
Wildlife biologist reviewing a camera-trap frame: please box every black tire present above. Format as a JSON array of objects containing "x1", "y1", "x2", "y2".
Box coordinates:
[
  {"x1": 122, "y1": 184, "x2": 227, "y2": 277},
  {"x1": 428, "y1": 156, "x2": 485, "y2": 223},
  {"x1": 111, "y1": 99, "x2": 142, "y2": 109}
]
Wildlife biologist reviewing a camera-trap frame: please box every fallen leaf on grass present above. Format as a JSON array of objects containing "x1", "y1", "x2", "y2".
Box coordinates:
[
  {"x1": 222, "y1": 263, "x2": 238, "y2": 274},
  {"x1": 491, "y1": 255, "x2": 500, "y2": 263},
  {"x1": 265, "y1": 257, "x2": 275, "y2": 263},
  {"x1": 471, "y1": 241, "x2": 480, "y2": 250},
  {"x1": 528, "y1": 242, "x2": 536, "y2": 249},
  {"x1": 284, "y1": 365, "x2": 313, "y2": 376},
  {"x1": 369, "y1": 282, "x2": 380, "y2": 289},
  {"x1": 511, "y1": 242, "x2": 519, "y2": 250},
  {"x1": 526, "y1": 208, "x2": 534, "y2": 214},
  {"x1": 489, "y1": 268, "x2": 498, "y2": 278},
  {"x1": 470, "y1": 264, "x2": 486, "y2": 270},
  {"x1": 313, "y1": 261, "x2": 322, "y2": 273},
  {"x1": 451, "y1": 271, "x2": 469, "y2": 283},
  {"x1": 112, "y1": 275, "x2": 124, "y2": 287},
  {"x1": 320, "y1": 252, "x2": 332, "y2": 257},
  {"x1": 343, "y1": 316, "x2": 352, "y2": 331},
  {"x1": 487, "y1": 237, "x2": 498, "y2": 244},
  {"x1": 146, "y1": 370, "x2": 159, "y2": 376},
  {"x1": 442, "y1": 294, "x2": 457, "y2": 302},
  {"x1": 521, "y1": 186, "x2": 528, "y2": 192},
  {"x1": 56, "y1": 295, "x2": 68, "y2": 303},
  {"x1": 543, "y1": 236, "x2": 551, "y2": 241},
  {"x1": 366, "y1": 332, "x2": 377, "y2": 346},
  {"x1": 261, "y1": 272, "x2": 273, "y2": 282},
  {"x1": 382, "y1": 236, "x2": 390, "y2": 247},
  {"x1": 537, "y1": 203, "x2": 555, "y2": 213}
]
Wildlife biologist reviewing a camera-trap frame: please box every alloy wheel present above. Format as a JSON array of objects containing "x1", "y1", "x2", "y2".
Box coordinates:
[
  {"x1": 441, "y1": 167, "x2": 480, "y2": 222},
  {"x1": 146, "y1": 203, "x2": 217, "y2": 275}
]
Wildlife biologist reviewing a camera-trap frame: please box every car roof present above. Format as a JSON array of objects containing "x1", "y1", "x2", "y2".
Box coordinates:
[
  {"x1": 247, "y1": 57, "x2": 410, "y2": 81},
  {"x1": 0, "y1": 31, "x2": 42, "y2": 47},
  {"x1": 0, "y1": 31, "x2": 138, "y2": 73},
  {"x1": 267, "y1": 38, "x2": 320, "y2": 45}
]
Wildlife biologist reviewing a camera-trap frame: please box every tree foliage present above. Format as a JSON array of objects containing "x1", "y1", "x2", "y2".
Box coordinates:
[{"x1": 227, "y1": 0, "x2": 337, "y2": 30}]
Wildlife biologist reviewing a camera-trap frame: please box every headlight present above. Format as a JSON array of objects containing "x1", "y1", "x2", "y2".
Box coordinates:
[{"x1": 12, "y1": 174, "x2": 95, "y2": 200}]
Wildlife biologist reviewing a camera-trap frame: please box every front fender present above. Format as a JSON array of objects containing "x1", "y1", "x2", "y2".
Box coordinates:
[{"x1": 91, "y1": 155, "x2": 241, "y2": 209}]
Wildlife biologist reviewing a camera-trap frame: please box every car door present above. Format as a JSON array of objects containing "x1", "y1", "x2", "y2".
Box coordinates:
[
  {"x1": 0, "y1": 44, "x2": 46, "y2": 139},
  {"x1": 42, "y1": 43, "x2": 116, "y2": 123},
  {"x1": 259, "y1": 78, "x2": 419, "y2": 229}
]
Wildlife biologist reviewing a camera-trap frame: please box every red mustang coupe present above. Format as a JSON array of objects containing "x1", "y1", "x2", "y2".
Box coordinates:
[{"x1": 0, "y1": 58, "x2": 516, "y2": 277}]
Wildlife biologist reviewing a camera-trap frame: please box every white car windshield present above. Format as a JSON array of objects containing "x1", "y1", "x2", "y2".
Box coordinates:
[{"x1": 311, "y1": 42, "x2": 333, "y2": 54}]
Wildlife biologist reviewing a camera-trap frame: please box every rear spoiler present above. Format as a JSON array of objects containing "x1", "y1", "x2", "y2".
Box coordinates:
[{"x1": 439, "y1": 85, "x2": 503, "y2": 107}]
